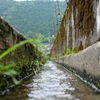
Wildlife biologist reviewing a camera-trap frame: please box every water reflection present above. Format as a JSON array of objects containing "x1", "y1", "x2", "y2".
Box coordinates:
[{"x1": 0, "y1": 61, "x2": 100, "y2": 100}]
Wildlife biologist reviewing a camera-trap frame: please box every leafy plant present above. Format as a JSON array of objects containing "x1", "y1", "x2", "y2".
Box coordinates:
[
  {"x1": 0, "y1": 39, "x2": 39, "y2": 59},
  {"x1": 0, "y1": 39, "x2": 40, "y2": 84},
  {"x1": 50, "y1": 55, "x2": 56, "y2": 60},
  {"x1": 57, "y1": 54, "x2": 63, "y2": 57},
  {"x1": 0, "y1": 37, "x2": 50, "y2": 85},
  {"x1": 32, "y1": 59, "x2": 43, "y2": 75},
  {"x1": 34, "y1": 38, "x2": 50, "y2": 61},
  {"x1": 65, "y1": 48, "x2": 78, "y2": 55},
  {"x1": 97, "y1": 84, "x2": 100, "y2": 88}
]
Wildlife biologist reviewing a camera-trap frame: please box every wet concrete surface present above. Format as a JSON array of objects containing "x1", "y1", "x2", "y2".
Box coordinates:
[{"x1": 0, "y1": 61, "x2": 100, "y2": 100}]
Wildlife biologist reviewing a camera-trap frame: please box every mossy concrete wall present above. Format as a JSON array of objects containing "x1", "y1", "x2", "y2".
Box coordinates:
[
  {"x1": 50, "y1": 0, "x2": 100, "y2": 56},
  {"x1": 50, "y1": 15, "x2": 67, "y2": 56},
  {"x1": 97, "y1": 0, "x2": 100, "y2": 36},
  {"x1": 50, "y1": 0, "x2": 100, "y2": 89},
  {"x1": 0, "y1": 16, "x2": 43, "y2": 93}
]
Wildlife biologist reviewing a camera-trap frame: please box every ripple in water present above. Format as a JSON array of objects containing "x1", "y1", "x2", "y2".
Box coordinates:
[{"x1": 0, "y1": 61, "x2": 100, "y2": 100}]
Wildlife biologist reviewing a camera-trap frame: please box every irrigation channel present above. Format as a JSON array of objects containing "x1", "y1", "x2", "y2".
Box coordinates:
[{"x1": 0, "y1": 61, "x2": 100, "y2": 100}]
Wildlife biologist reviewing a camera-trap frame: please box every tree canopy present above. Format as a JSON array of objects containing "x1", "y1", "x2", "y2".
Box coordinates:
[{"x1": 0, "y1": 0, "x2": 66, "y2": 39}]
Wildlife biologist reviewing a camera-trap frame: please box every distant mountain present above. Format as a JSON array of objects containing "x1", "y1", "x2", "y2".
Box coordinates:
[{"x1": 0, "y1": 0, "x2": 66, "y2": 38}]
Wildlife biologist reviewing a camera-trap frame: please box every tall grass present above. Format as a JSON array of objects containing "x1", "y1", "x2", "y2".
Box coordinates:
[{"x1": 0, "y1": 39, "x2": 40, "y2": 84}]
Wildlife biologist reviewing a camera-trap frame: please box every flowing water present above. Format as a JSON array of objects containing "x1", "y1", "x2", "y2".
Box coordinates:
[{"x1": 0, "y1": 61, "x2": 100, "y2": 100}]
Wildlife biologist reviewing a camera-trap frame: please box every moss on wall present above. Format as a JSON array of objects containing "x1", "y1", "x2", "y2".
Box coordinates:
[
  {"x1": 0, "y1": 17, "x2": 44, "y2": 94},
  {"x1": 68, "y1": 0, "x2": 96, "y2": 50},
  {"x1": 50, "y1": 0, "x2": 99, "y2": 56},
  {"x1": 50, "y1": 10, "x2": 67, "y2": 56}
]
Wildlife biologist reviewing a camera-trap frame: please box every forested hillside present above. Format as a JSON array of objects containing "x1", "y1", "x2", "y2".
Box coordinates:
[{"x1": 0, "y1": 0, "x2": 66, "y2": 39}]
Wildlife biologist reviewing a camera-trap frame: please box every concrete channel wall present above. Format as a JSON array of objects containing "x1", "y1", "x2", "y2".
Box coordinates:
[
  {"x1": 0, "y1": 17, "x2": 43, "y2": 93},
  {"x1": 55, "y1": 42, "x2": 100, "y2": 86},
  {"x1": 67, "y1": 0, "x2": 99, "y2": 50},
  {"x1": 50, "y1": 0, "x2": 100, "y2": 56},
  {"x1": 50, "y1": 0, "x2": 100, "y2": 89}
]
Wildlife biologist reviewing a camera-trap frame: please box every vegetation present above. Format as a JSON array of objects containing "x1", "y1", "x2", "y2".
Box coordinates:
[
  {"x1": 50, "y1": 47, "x2": 79, "y2": 60},
  {"x1": 0, "y1": 0, "x2": 66, "y2": 92},
  {"x1": 0, "y1": 38, "x2": 49, "y2": 86},
  {"x1": 97, "y1": 84, "x2": 100, "y2": 88},
  {"x1": 0, "y1": 0, "x2": 66, "y2": 39},
  {"x1": 65, "y1": 48, "x2": 79, "y2": 55}
]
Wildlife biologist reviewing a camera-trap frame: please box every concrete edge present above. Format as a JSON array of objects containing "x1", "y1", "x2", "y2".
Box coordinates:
[{"x1": 54, "y1": 41, "x2": 100, "y2": 90}]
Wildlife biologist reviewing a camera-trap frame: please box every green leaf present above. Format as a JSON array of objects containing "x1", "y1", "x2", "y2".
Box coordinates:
[
  {"x1": 0, "y1": 63, "x2": 15, "y2": 70},
  {"x1": 11, "y1": 75, "x2": 20, "y2": 85},
  {"x1": 4, "y1": 69, "x2": 19, "y2": 75},
  {"x1": 97, "y1": 84, "x2": 100, "y2": 87},
  {"x1": 0, "y1": 39, "x2": 39, "y2": 59}
]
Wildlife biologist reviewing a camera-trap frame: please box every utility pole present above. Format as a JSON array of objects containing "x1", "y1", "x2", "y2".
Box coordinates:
[{"x1": 55, "y1": 5, "x2": 59, "y2": 30}]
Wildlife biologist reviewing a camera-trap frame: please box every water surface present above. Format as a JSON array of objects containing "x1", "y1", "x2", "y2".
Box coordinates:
[{"x1": 1, "y1": 61, "x2": 100, "y2": 100}]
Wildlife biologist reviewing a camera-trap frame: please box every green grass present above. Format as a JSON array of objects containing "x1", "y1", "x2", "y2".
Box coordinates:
[
  {"x1": 0, "y1": 39, "x2": 39, "y2": 59},
  {"x1": 0, "y1": 39, "x2": 40, "y2": 84}
]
